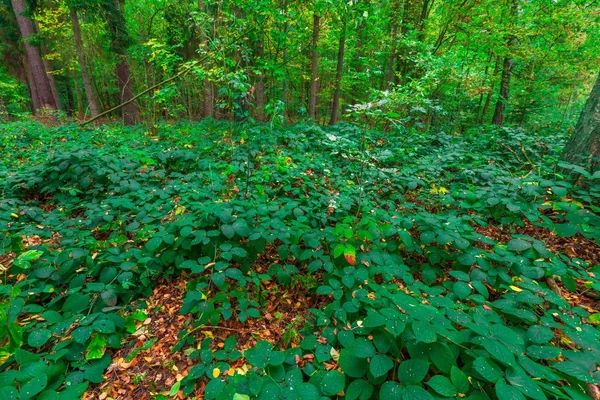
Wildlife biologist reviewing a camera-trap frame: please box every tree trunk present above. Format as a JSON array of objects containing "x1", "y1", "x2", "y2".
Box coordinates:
[
  {"x1": 71, "y1": 69, "x2": 84, "y2": 116},
  {"x1": 116, "y1": 59, "x2": 140, "y2": 125},
  {"x1": 329, "y1": 20, "x2": 346, "y2": 125},
  {"x1": 308, "y1": 13, "x2": 320, "y2": 120},
  {"x1": 33, "y1": 20, "x2": 62, "y2": 110},
  {"x1": 561, "y1": 71, "x2": 600, "y2": 170},
  {"x1": 254, "y1": 33, "x2": 266, "y2": 122},
  {"x1": 481, "y1": 56, "x2": 501, "y2": 123},
  {"x1": 70, "y1": 7, "x2": 101, "y2": 117},
  {"x1": 24, "y1": 55, "x2": 41, "y2": 111},
  {"x1": 386, "y1": 15, "x2": 399, "y2": 90},
  {"x1": 10, "y1": 0, "x2": 57, "y2": 112},
  {"x1": 491, "y1": 55, "x2": 514, "y2": 126},
  {"x1": 106, "y1": 0, "x2": 140, "y2": 125},
  {"x1": 281, "y1": 0, "x2": 289, "y2": 112}
]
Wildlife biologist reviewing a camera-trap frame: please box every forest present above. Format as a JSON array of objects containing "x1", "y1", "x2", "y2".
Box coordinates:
[{"x1": 1, "y1": 0, "x2": 600, "y2": 399}]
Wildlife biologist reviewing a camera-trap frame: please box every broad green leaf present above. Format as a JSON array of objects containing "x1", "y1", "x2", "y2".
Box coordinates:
[
  {"x1": 495, "y1": 382, "x2": 526, "y2": 400},
  {"x1": 320, "y1": 370, "x2": 345, "y2": 396},
  {"x1": 345, "y1": 379, "x2": 373, "y2": 400},
  {"x1": 507, "y1": 239, "x2": 531, "y2": 252},
  {"x1": 369, "y1": 354, "x2": 394, "y2": 378},
  {"x1": 339, "y1": 349, "x2": 368, "y2": 377},
  {"x1": 20, "y1": 375, "x2": 47, "y2": 400},
  {"x1": 85, "y1": 334, "x2": 107, "y2": 360},
  {"x1": 398, "y1": 360, "x2": 430, "y2": 384},
  {"x1": 379, "y1": 382, "x2": 404, "y2": 400},
  {"x1": 27, "y1": 328, "x2": 51, "y2": 348},
  {"x1": 349, "y1": 338, "x2": 376, "y2": 358},
  {"x1": 427, "y1": 375, "x2": 457, "y2": 397}
]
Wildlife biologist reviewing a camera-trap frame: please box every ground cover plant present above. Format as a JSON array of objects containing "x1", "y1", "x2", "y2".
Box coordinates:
[{"x1": 0, "y1": 120, "x2": 599, "y2": 399}]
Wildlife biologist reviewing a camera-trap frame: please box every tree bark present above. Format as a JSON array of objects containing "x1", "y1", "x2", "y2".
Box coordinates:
[
  {"x1": 10, "y1": 0, "x2": 57, "y2": 112},
  {"x1": 308, "y1": 13, "x2": 320, "y2": 120},
  {"x1": 106, "y1": 0, "x2": 140, "y2": 125},
  {"x1": 329, "y1": 19, "x2": 346, "y2": 125},
  {"x1": 491, "y1": 54, "x2": 514, "y2": 126},
  {"x1": 115, "y1": 59, "x2": 140, "y2": 125},
  {"x1": 481, "y1": 56, "x2": 501, "y2": 123},
  {"x1": 70, "y1": 7, "x2": 101, "y2": 117},
  {"x1": 254, "y1": 33, "x2": 266, "y2": 122},
  {"x1": 71, "y1": 69, "x2": 84, "y2": 116},
  {"x1": 24, "y1": 55, "x2": 41, "y2": 111},
  {"x1": 561, "y1": 71, "x2": 600, "y2": 170},
  {"x1": 386, "y1": 12, "x2": 400, "y2": 90}
]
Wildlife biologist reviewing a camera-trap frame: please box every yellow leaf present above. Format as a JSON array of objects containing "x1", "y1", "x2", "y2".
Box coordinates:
[
  {"x1": 509, "y1": 285, "x2": 522, "y2": 292},
  {"x1": 212, "y1": 368, "x2": 220, "y2": 378}
]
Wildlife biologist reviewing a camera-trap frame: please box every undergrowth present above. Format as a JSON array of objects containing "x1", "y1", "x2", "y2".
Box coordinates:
[{"x1": 1, "y1": 120, "x2": 599, "y2": 399}]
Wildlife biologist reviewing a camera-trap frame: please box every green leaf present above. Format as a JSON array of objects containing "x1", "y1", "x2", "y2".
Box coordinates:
[
  {"x1": 473, "y1": 357, "x2": 503, "y2": 383},
  {"x1": 169, "y1": 381, "x2": 181, "y2": 397},
  {"x1": 349, "y1": 338, "x2": 376, "y2": 359},
  {"x1": 370, "y1": 354, "x2": 394, "y2": 378},
  {"x1": 427, "y1": 375, "x2": 457, "y2": 397},
  {"x1": 552, "y1": 361, "x2": 595, "y2": 383},
  {"x1": 453, "y1": 281, "x2": 472, "y2": 299},
  {"x1": 412, "y1": 321, "x2": 437, "y2": 343},
  {"x1": 221, "y1": 224, "x2": 235, "y2": 239},
  {"x1": 204, "y1": 378, "x2": 225, "y2": 400},
  {"x1": 398, "y1": 359, "x2": 430, "y2": 384},
  {"x1": 495, "y1": 382, "x2": 526, "y2": 400},
  {"x1": 527, "y1": 345, "x2": 561, "y2": 360},
  {"x1": 505, "y1": 369, "x2": 547, "y2": 400},
  {"x1": 20, "y1": 375, "x2": 47, "y2": 400},
  {"x1": 339, "y1": 349, "x2": 368, "y2": 377},
  {"x1": 402, "y1": 385, "x2": 434, "y2": 400},
  {"x1": 526, "y1": 326, "x2": 554, "y2": 344},
  {"x1": 320, "y1": 370, "x2": 345, "y2": 396},
  {"x1": 85, "y1": 334, "x2": 107, "y2": 360},
  {"x1": 146, "y1": 237, "x2": 162, "y2": 252},
  {"x1": 245, "y1": 341, "x2": 271, "y2": 369},
  {"x1": 27, "y1": 328, "x2": 51, "y2": 348},
  {"x1": 232, "y1": 219, "x2": 251, "y2": 236},
  {"x1": 345, "y1": 379, "x2": 373, "y2": 400},
  {"x1": 554, "y1": 224, "x2": 578, "y2": 237},
  {"x1": 18, "y1": 250, "x2": 43, "y2": 262},
  {"x1": 507, "y1": 239, "x2": 531, "y2": 252},
  {"x1": 379, "y1": 382, "x2": 404, "y2": 400},
  {"x1": 450, "y1": 366, "x2": 469, "y2": 394},
  {"x1": 481, "y1": 339, "x2": 515, "y2": 366},
  {"x1": 428, "y1": 343, "x2": 456, "y2": 374}
]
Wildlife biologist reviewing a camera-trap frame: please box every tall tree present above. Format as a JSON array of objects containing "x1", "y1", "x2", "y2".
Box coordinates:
[
  {"x1": 69, "y1": 6, "x2": 100, "y2": 117},
  {"x1": 329, "y1": 14, "x2": 346, "y2": 125},
  {"x1": 104, "y1": 0, "x2": 140, "y2": 125},
  {"x1": 10, "y1": 0, "x2": 57, "y2": 112},
  {"x1": 561, "y1": 71, "x2": 600, "y2": 170},
  {"x1": 308, "y1": 12, "x2": 320, "y2": 120},
  {"x1": 491, "y1": 0, "x2": 517, "y2": 126}
]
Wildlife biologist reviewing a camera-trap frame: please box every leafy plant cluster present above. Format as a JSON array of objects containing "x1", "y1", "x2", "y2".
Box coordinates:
[{"x1": 1, "y1": 120, "x2": 599, "y2": 399}]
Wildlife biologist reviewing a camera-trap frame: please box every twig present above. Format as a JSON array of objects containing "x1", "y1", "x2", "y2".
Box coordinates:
[{"x1": 79, "y1": 63, "x2": 196, "y2": 126}]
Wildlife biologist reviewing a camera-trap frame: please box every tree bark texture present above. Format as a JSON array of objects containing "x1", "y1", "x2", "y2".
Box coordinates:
[
  {"x1": 70, "y1": 7, "x2": 101, "y2": 117},
  {"x1": 561, "y1": 71, "x2": 600, "y2": 170},
  {"x1": 10, "y1": 0, "x2": 57, "y2": 112},
  {"x1": 329, "y1": 20, "x2": 346, "y2": 125},
  {"x1": 491, "y1": 55, "x2": 514, "y2": 126},
  {"x1": 308, "y1": 13, "x2": 320, "y2": 120}
]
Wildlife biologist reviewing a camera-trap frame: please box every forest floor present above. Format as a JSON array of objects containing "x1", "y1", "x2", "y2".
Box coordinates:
[{"x1": 1, "y1": 120, "x2": 600, "y2": 400}]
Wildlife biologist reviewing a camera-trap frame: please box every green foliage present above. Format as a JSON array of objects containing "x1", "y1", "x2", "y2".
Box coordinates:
[{"x1": 1, "y1": 120, "x2": 600, "y2": 398}]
